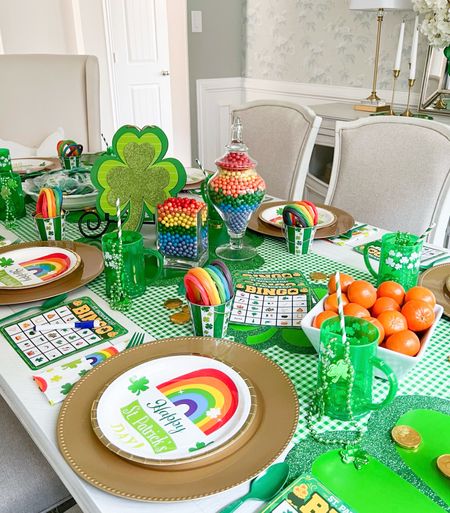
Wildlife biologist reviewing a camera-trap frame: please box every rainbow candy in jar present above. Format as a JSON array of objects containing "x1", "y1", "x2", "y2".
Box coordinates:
[
  {"x1": 208, "y1": 117, "x2": 266, "y2": 261},
  {"x1": 157, "y1": 197, "x2": 208, "y2": 268}
]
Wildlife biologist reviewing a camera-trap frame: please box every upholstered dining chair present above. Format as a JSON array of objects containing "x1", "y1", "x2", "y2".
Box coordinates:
[
  {"x1": 0, "y1": 395, "x2": 71, "y2": 513},
  {"x1": 325, "y1": 117, "x2": 450, "y2": 246},
  {"x1": 0, "y1": 54, "x2": 101, "y2": 153},
  {"x1": 231, "y1": 100, "x2": 322, "y2": 200}
]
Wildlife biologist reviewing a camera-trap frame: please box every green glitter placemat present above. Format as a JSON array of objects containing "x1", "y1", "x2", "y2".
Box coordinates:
[{"x1": 286, "y1": 395, "x2": 450, "y2": 512}]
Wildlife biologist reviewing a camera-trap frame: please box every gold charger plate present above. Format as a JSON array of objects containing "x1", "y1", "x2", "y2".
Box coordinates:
[
  {"x1": 0, "y1": 241, "x2": 103, "y2": 305},
  {"x1": 91, "y1": 356, "x2": 262, "y2": 470},
  {"x1": 248, "y1": 202, "x2": 354, "y2": 240},
  {"x1": 419, "y1": 263, "x2": 450, "y2": 317},
  {"x1": 57, "y1": 337, "x2": 299, "y2": 501}
]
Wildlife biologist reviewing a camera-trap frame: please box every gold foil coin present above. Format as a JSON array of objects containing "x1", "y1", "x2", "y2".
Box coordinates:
[
  {"x1": 164, "y1": 298, "x2": 183, "y2": 310},
  {"x1": 391, "y1": 425, "x2": 422, "y2": 449},
  {"x1": 182, "y1": 305, "x2": 189, "y2": 314},
  {"x1": 310, "y1": 272, "x2": 328, "y2": 281},
  {"x1": 170, "y1": 311, "x2": 190, "y2": 325},
  {"x1": 437, "y1": 454, "x2": 450, "y2": 478}
]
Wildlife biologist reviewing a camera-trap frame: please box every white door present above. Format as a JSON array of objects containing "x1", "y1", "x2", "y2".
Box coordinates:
[{"x1": 106, "y1": 0, "x2": 173, "y2": 140}]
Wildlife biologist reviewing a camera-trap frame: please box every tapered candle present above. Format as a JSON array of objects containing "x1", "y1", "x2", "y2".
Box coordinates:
[
  {"x1": 409, "y1": 16, "x2": 419, "y2": 80},
  {"x1": 394, "y1": 21, "x2": 405, "y2": 71}
]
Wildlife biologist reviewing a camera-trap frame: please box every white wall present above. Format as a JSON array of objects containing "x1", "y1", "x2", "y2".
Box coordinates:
[
  {"x1": 167, "y1": 0, "x2": 192, "y2": 165},
  {"x1": 0, "y1": 0, "x2": 191, "y2": 161}
]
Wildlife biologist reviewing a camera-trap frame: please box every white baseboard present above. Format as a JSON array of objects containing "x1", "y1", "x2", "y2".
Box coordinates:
[{"x1": 196, "y1": 76, "x2": 420, "y2": 170}]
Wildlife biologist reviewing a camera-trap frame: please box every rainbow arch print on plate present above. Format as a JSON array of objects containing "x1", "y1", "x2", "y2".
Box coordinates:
[
  {"x1": 20, "y1": 252, "x2": 72, "y2": 281},
  {"x1": 157, "y1": 368, "x2": 239, "y2": 435}
]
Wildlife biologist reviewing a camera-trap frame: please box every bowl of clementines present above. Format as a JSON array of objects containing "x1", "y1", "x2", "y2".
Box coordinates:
[{"x1": 301, "y1": 274, "x2": 444, "y2": 380}]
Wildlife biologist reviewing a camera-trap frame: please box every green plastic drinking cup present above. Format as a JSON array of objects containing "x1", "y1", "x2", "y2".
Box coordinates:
[
  {"x1": 318, "y1": 316, "x2": 398, "y2": 420},
  {"x1": 102, "y1": 230, "x2": 163, "y2": 299},
  {"x1": 363, "y1": 232, "x2": 423, "y2": 290}
]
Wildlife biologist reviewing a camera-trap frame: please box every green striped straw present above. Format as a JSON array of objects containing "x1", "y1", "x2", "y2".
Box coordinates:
[
  {"x1": 335, "y1": 271, "x2": 347, "y2": 345},
  {"x1": 419, "y1": 222, "x2": 436, "y2": 241}
]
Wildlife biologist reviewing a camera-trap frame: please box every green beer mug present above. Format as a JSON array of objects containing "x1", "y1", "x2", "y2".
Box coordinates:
[
  {"x1": 363, "y1": 232, "x2": 423, "y2": 290},
  {"x1": 318, "y1": 316, "x2": 398, "y2": 420},
  {"x1": 102, "y1": 230, "x2": 163, "y2": 298}
]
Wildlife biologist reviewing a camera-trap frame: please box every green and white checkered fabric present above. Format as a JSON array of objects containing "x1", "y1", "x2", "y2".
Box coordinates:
[{"x1": 10, "y1": 207, "x2": 450, "y2": 443}]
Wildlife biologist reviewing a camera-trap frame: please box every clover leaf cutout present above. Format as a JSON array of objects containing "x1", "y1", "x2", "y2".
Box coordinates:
[{"x1": 91, "y1": 125, "x2": 186, "y2": 231}]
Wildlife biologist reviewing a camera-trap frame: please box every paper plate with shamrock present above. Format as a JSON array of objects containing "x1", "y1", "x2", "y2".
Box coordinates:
[
  {"x1": 91, "y1": 354, "x2": 259, "y2": 469},
  {"x1": 0, "y1": 246, "x2": 81, "y2": 290},
  {"x1": 259, "y1": 204, "x2": 336, "y2": 229}
]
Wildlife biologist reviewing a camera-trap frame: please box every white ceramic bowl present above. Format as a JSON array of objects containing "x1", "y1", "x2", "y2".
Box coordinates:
[{"x1": 301, "y1": 296, "x2": 443, "y2": 381}]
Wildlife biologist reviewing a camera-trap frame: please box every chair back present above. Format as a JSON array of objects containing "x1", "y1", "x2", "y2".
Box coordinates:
[
  {"x1": 0, "y1": 54, "x2": 101, "y2": 152},
  {"x1": 232, "y1": 100, "x2": 321, "y2": 199},
  {"x1": 326, "y1": 117, "x2": 450, "y2": 245}
]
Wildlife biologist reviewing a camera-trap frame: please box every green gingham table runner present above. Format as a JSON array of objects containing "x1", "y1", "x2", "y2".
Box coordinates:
[{"x1": 9, "y1": 209, "x2": 450, "y2": 444}]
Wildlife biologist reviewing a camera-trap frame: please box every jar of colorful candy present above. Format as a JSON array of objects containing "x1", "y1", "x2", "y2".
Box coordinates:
[
  {"x1": 0, "y1": 148, "x2": 26, "y2": 224},
  {"x1": 208, "y1": 118, "x2": 265, "y2": 261},
  {"x1": 157, "y1": 197, "x2": 208, "y2": 269}
]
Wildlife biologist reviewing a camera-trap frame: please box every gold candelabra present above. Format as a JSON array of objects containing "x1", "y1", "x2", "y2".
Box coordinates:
[
  {"x1": 401, "y1": 78, "x2": 416, "y2": 117},
  {"x1": 389, "y1": 69, "x2": 400, "y2": 115}
]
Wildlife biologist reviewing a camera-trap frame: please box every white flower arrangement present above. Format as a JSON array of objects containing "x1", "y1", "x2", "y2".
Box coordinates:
[{"x1": 413, "y1": 0, "x2": 450, "y2": 48}]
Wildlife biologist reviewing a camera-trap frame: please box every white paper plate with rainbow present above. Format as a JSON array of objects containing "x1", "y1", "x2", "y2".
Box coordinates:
[
  {"x1": 91, "y1": 354, "x2": 254, "y2": 467},
  {"x1": 259, "y1": 204, "x2": 336, "y2": 229},
  {"x1": 0, "y1": 246, "x2": 81, "y2": 290}
]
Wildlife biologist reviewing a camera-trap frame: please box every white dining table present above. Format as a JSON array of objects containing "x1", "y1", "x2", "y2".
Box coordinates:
[{"x1": 0, "y1": 236, "x2": 447, "y2": 513}]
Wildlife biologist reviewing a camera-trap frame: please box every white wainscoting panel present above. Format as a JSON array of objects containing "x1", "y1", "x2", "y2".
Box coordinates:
[{"x1": 196, "y1": 76, "x2": 420, "y2": 170}]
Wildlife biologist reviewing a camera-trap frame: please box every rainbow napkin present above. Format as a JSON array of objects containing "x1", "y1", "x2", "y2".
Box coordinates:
[{"x1": 32, "y1": 342, "x2": 126, "y2": 405}]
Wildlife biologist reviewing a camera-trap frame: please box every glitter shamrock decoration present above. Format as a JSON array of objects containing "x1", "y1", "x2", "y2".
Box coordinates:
[{"x1": 91, "y1": 125, "x2": 187, "y2": 232}]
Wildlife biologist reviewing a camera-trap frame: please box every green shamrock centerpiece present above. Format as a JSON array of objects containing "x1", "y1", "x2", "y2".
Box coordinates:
[{"x1": 91, "y1": 125, "x2": 186, "y2": 231}]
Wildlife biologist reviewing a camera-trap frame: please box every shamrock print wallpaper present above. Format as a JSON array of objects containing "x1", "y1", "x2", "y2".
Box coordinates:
[{"x1": 244, "y1": 0, "x2": 427, "y2": 91}]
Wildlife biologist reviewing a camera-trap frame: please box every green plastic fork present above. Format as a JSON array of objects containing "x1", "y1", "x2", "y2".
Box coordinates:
[{"x1": 125, "y1": 332, "x2": 145, "y2": 349}]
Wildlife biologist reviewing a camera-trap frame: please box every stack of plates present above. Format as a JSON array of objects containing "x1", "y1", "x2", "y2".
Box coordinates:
[
  {"x1": 11, "y1": 158, "x2": 58, "y2": 175},
  {"x1": 0, "y1": 241, "x2": 104, "y2": 305},
  {"x1": 182, "y1": 167, "x2": 212, "y2": 190},
  {"x1": 57, "y1": 337, "x2": 299, "y2": 501}
]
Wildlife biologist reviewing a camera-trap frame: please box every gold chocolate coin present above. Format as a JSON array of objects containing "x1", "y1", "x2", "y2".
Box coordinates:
[
  {"x1": 310, "y1": 272, "x2": 328, "y2": 281},
  {"x1": 164, "y1": 298, "x2": 183, "y2": 310},
  {"x1": 182, "y1": 305, "x2": 189, "y2": 314},
  {"x1": 170, "y1": 311, "x2": 190, "y2": 325},
  {"x1": 391, "y1": 425, "x2": 422, "y2": 449},
  {"x1": 437, "y1": 454, "x2": 450, "y2": 478}
]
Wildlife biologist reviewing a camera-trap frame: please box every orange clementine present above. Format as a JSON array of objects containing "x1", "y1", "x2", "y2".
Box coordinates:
[
  {"x1": 376, "y1": 281, "x2": 405, "y2": 305},
  {"x1": 401, "y1": 299, "x2": 435, "y2": 331},
  {"x1": 385, "y1": 330, "x2": 421, "y2": 356},
  {"x1": 324, "y1": 292, "x2": 349, "y2": 313},
  {"x1": 365, "y1": 316, "x2": 385, "y2": 344},
  {"x1": 377, "y1": 310, "x2": 408, "y2": 337},
  {"x1": 343, "y1": 303, "x2": 370, "y2": 318},
  {"x1": 328, "y1": 273, "x2": 354, "y2": 294},
  {"x1": 404, "y1": 286, "x2": 436, "y2": 308},
  {"x1": 371, "y1": 297, "x2": 401, "y2": 317},
  {"x1": 313, "y1": 311, "x2": 338, "y2": 328},
  {"x1": 347, "y1": 280, "x2": 377, "y2": 309}
]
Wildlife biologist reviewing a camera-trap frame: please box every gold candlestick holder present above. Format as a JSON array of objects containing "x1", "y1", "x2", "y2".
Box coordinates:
[
  {"x1": 389, "y1": 69, "x2": 401, "y2": 115},
  {"x1": 401, "y1": 78, "x2": 416, "y2": 117}
]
